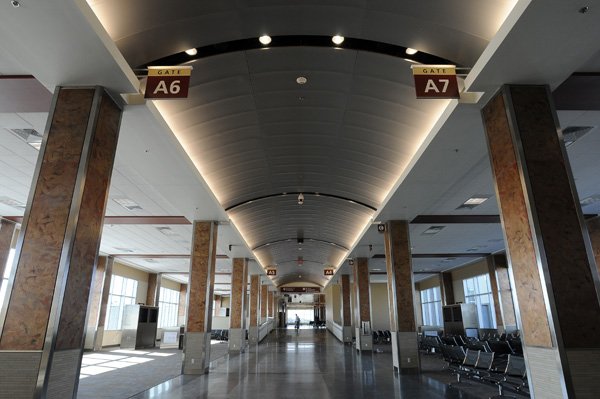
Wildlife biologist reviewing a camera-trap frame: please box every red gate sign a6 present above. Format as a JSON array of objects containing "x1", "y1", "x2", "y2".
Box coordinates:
[
  {"x1": 145, "y1": 66, "x2": 192, "y2": 99},
  {"x1": 411, "y1": 65, "x2": 459, "y2": 99}
]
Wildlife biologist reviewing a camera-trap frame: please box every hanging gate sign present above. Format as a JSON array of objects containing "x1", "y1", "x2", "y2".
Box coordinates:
[
  {"x1": 411, "y1": 65, "x2": 459, "y2": 99},
  {"x1": 267, "y1": 269, "x2": 277, "y2": 276},
  {"x1": 145, "y1": 66, "x2": 193, "y2": 99}
]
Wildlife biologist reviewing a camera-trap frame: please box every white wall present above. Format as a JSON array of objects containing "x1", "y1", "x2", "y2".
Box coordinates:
[{"x1": 369, "y1": 283, "x2": 390, "y2": 331}]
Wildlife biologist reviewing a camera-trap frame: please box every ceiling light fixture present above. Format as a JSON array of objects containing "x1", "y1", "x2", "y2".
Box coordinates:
[
  {"x1": 185, "y1": 48, "x2": 198, "y2": 56},
  {"x1": 259, "y1": 35, "x2": 272, "y2": 45},
  {"x1": 156, "y1": 226, "x2": 179, "y2": 237},
  {"x1": 9, "y1": 128, "x2": 43, "y2": 151},
  {"x1": 296, "y1": 76, "x2": 307, "y2": 85},
  {"x1": 332, "y1": 35, "x2": 345, "y2": 45},
  {"x1": 405, "y1": 48, "x2": 418, "y2": 55},
  {"x1": 0, "y1": 196, "x2": 26, "y2": 209}
]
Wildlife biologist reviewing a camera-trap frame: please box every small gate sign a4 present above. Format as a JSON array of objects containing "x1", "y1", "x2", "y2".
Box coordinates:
[
  {"x1": 145, "y1": 66, "x2": 193, "y2": 99},
  {"x1": 411, "y1": 65, "x2": 460, "y2": 99}
]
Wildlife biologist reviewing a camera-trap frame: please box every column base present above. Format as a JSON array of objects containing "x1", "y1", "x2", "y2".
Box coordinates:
[
  {"x1": 248, "y1": 326, "x2": 259, "y2": 346},
  {"x1": 228, "y1": 328, "x2": 246, "y2": 353},
  {"x1": 182, "y1": 332, "x2": 211, "y2": 375},
  {"x1": 355, "y1": 328, "x2": 373, "y2": 351},
  {"x1": 0, "y1": 352, "x2": 42, "y2": 399},
  {"x1": 391, "y1": 331, "x2": 419, "y2": 371},
  {"x1": 47, "y1": 349, "x2": 81, "y2": 399},
  {"x1": 342, "y1": 326, "x2": 353, "y2": 343},
  {"x1": 93, "y1": 326, "x2": 105, "y2": 351}
]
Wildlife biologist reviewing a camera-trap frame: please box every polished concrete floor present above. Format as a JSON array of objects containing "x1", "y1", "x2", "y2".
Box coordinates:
[{"x1": 129, "y1": 329, "x2": 484, "y2": 399}]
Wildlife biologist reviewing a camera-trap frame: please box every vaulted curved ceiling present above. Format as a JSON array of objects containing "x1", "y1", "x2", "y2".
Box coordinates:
[{"x1": 88, "y1": 0, "x2": 517, "y2": 287}]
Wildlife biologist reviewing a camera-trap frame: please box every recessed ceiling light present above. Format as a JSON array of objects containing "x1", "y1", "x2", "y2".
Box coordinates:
[
  {"x1": 372, "y1": 268, "x2": 382, "y2": 271},
  {"x1": 332, "y1": 35, "x2": 345, "y2": 45},
  {"x1": 259, "y1": 35, "x2": 272, "y2": 45},
  {"x1": 156, "y1": 226, "x2": 179, "y2": 237},
  {"x1": 114, "y1": 247, "x2": 134, "y2": 253},
  {"x1": 296, "y1": 76, "x2": 307, "y2": 85},
  {"x1": 405, "y1": 48, "x2": 418, "y2": 55},
  {"x1": 9, "y1": 128, "x2": 43, "y2": 150},
  {"x1": 113, "y1": 198, "x2": 142, "y2": 211},
  {"x1": 185, "y1": 48, "x2": 197, "y2": 56},
  {"x1": 457, "y1": 195, "x2": 490, "y2": 209},
  {"x1": 580, "y1": 194, "x2": 600, "y2": 206},
  {"x1": 422, "y1": 226, "x2": 445, "y2": 235}
]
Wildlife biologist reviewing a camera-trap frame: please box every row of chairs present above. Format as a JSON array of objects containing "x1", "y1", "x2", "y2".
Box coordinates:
[
  {"x1": 422, "y1": 334, "x2": 523, "y2": 356},
  {"x1": 442, "y1": 344, "x2": 529, "y2": 397},
  {"x1": 211, "y1": 329, "x2": 229, "y2": 341},
  {"x1": 372, "y1": 330, "x2": 391, "y2": 344}
]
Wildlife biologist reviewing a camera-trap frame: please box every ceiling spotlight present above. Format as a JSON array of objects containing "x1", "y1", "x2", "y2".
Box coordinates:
[
  {"x1": 332, "y1": 35, "x2": 345, "y2": 45},
  {"x1": 297, "y1": 193, "x2": 304, "y2": 205},
  {"x1": 185, "y1": 48, "x2": 198, "y2": 56},
  {"x1": 259, "y1": 35, "x2": 272, "y2": 45},
  {"x1": 296, "y1": 76, "x2": 307, "y2": 85},
  {"x1": 405, "y1": 48, "x2": 418, "y2": 55}
]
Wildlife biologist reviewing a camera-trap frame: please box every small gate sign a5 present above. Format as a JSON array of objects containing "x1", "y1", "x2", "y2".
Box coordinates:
[
  {"x1": 411, "y1": 65, "x2": 459, "y2": 99},
  {"x1": 145, "y1": 66, "x2": 193, "y2": 99}
]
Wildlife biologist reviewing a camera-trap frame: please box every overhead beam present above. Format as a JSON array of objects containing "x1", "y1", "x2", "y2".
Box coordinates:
[{"x1": 2, "y1": 215, "x2": 191, "y2": 225}]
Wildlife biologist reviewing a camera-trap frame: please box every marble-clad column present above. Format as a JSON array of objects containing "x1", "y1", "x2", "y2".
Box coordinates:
[
  {"x1": 93, "y1": 256, "x2": 113, "y2": 351},
  {"x1": 486, "y1": 256, "x2": 505, "y2": 332},
  {"x1": 482, "y1": 85, "x2": 600, "y2": 398},
  {"x1": 229, "y1": 258, "x2": 248, "y2": 353},
  {"x1": 178, "y1": 284, "x2": 188, "y2": 326},
  {"x1": 84, "y1": 256, "x2": 108, "y2": 351},
  {"x1": 492, "y1": 254, "x2": 517, "y2": 333},
  {"x1": 268, "y1": 291, "x2": 274, "y2": 318},
  {"x1": 146, "y1": 273, "x2": 162, "y2": 306},
  {"x1": 384, "y1": 220, "x2": 419, "y2": 373},
  {"x1": 353, "y1": 257, "x2": 372, "y2": 351},
  {"x1": 587, "y1": 216, "x2": 600, "y2": 275},
  {"x1": 248, "y1": 275, "x2": 260, "y2": 345},
  {"x1": 0, "y1": 219, "x2": 16, "y2": 281},
  {"x1": 439, "y1": 272, "x2": 454, "y2": 306},
  {"x1": 182, "y1": 221, "x2": 218, "y2": 375},
  {"x1": 340, "y1": 274, "x2": 353, "y2": 342},
  {"x1": 260, "y1": 284, "x2": 268, "y2": 324},
  {"x1": 0, "y1": 87, "x2": 122, "y2": 399}
]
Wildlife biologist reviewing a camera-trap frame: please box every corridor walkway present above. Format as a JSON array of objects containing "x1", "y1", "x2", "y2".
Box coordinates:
[{"x1": 131, "y1": 329, "x2": 481, "y2": 399}]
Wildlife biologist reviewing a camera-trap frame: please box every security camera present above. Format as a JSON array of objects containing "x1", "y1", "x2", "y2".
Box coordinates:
[
  {"x1": 297, "y1": 193, "x2": 304, "y2": 205},
  {"x1": 11, "y1": 0, "x2": 20, "y2": 7}
]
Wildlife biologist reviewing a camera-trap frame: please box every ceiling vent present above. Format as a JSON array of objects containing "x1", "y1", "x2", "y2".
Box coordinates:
[
  {"x1": 9, "y1": 128, "x2": 43, "y2": 150},
  {"x1": 156, "y1": 226, "x2": 179, "y2": 237},
  {"x1": 580, "y1": 194, "x2": 600, "y2": 207},
  {"x1": 113, "y1": 197, "x2": 142, "y2": 211},
  {"x1": 422, "y1": 226, "x2": 445, "y2": 235},
  {"x1": 563, "y1": 126, "x2": 594, "y2": 147},
  {"x1": 0, "y1": 196, "x2": 26, "y2": 209},
  {"x1": 371, "y1": 254, "x2": 385, "y2": 259}
]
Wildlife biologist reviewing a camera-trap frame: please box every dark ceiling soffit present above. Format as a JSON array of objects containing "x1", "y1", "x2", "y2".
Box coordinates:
[
  {"x1": 112, "y1": 254, "x2": 228, "y2": 259},
  {"x1": 2, "y1": 215, "x2": 191, "y2": 225},
  {"x1": 253, "y1": 237, "x2": 349, "y2": 252},
  {"x1": 136, "y1": 35, "x2": 457, "y2": 71},
  {"x1": 225, "y1": 192, "x2": 377, "y2": 213},
  {"x1": 553, "y1": 73, "x2": 600, "y2": 111},
  {"x1": 372, "y1": 253, "x2": 490, "y2": 259},
  {"x1": 411, "y1": 215, "x2": 501, "y2": 224}
]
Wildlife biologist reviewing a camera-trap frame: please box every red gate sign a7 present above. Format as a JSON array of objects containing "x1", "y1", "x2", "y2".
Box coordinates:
[
  {"x1": 411, "y1": 65, "x2": 459, "y2": 99},
  {"x1": 145, "y1": 66, "x2": 193, "y2": 99}
]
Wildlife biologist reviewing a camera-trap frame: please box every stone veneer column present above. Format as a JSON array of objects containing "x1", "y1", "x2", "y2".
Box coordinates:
[
  {"x1": 482, "y1": 85, "x2": 600, "y2": 398},
  {"x1": 587, "y1": 216, "x2": 600, "y2": 275},
  {"x1": 340, "y1": 274, "x2": 353, "y2": 342},
  {"x1": 248, "y1": 275, "x2": 260, "y2": 345},
  {"x1": 178, "y1": 284, "x2": 188, "y2": 326},
  {"x1": 84, "y1": 256, "x2": 107, "y2": 350},
  {"x1": 492, "y1": 254, "x2": 517, "y2": 333},
  {"x1": 146, "y1": 273, "x2": 162, "y2": 306},
  {"x1": 353, "y1": 258, "x2": 372, "y2": 351},
  {"x1": 439, "y1": 272, "x2": 454, "y2": 306},
  {"x1": 182, "y1": 221, "x2": 218, "y2": 375},
  {"x1": 93, "y1": 256, "x2": 113, "y2": 351},
  {"x1": 229, "y1": 258, "x2": 248, "y2": 353},
  {"x1": 0, "y1": 219, "x2": 16, "y2": 281},
  {"x1": 486, "y1": 256, "x2": 505, "y2": 333},
  {"x1": 268, "y1": 291, "x2": 274, "y2": 318},
  {"x1": 0, "y1": 87, "x2": 122, "y2": 399},
  {"x1": 260, "y1": 284, "x2": 268, "y2": 324},
  {"x1": 384, "y1": 220, "x2": 419, "y2": 373}
]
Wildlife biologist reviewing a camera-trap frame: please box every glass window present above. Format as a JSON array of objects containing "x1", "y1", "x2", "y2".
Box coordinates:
[
  {"x1": 105, "y1": 275, "x2": 138, "y2": 330},
  {"x1": 158, "y1": 286, "x2": 179, "y2": 328},
  {"x1": 463, "y1": 274, "x2": 496, "y2": 328},
  {"x1": 420, "y1": 286, "x2": 443, "y2": 326},
  {"x1": 0, "y1": 248, "x2": 16, "y2": 311}
]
